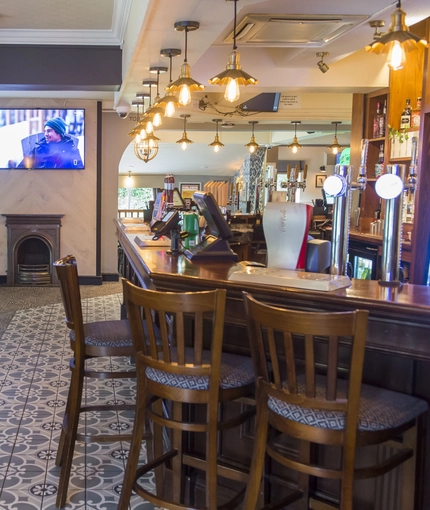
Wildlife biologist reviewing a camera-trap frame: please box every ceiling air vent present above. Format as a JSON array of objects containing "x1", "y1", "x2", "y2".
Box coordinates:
[{"x1": 224, "y1": 14, "x2": 368, "y2": 47}]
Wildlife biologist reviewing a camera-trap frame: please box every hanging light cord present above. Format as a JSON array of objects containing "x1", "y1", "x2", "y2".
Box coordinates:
[
  {"x1": 233, "y1": 0, "x2": 238, "y2": 50},
  {"x1": 184, "y1": 27, "x2": 189, "y2": 63},
  {"x1": 396, "y1": 0, "x2": 401, "y2": 8},
  {"x1": 169, "y1": 55, "x2": 173, "y2": 83}
]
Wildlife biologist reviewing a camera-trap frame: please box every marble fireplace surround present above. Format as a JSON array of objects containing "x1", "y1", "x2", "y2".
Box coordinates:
[{"x1": 2, "y1": 214, "x2": 64, "y2": 285}]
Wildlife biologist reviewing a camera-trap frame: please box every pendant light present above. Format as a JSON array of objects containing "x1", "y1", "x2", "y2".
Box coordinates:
[
  {"x1": 208, "y1": 119, "x2": 224, "y2": 152},
  {"x1": 158, "y1": 48, "x2": 182, "y2": 117},
  {"x1": 245, "y1": 121, "x2": 259, "y2": 153},
  {"x1": 288, "y1": 121, "x2": 303, "y2": 154},
  {"x1": 365, "y1": 0, "x2": 429, "y2": 71},
  {"x1": 130, "y1": 98, "x2": 159, "y2": 163},
  {"x1": 327, "y1": 121, "x2": 343, "y2": 155},
  {"x1": 176, "y1": 114, "x2": 193, "y2": 150},
  {"x1": 125, "y1": 170, "x2": 133, "y2": 188},
  {"x1": 166, "y1": 21, "x2": 205, "y2": 106},
  {"x1": 145, "y1": 66, "x2": 168, "y2": 127},
  {"x1": 208, "y1": 0, "x2": 258, "y2": 102},
  {"x1": 137, "y1": 80, "x2": 157, "y2": 135}
]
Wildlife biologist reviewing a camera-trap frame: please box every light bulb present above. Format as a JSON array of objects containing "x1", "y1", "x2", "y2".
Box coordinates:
[
  {"x1": 181, "y1": 141, "x2": 188, "y2": 150},
  {"x1": 332, "y1": 147, "x2": 339, "y2": 155},
  {"x1": 249, "y1": 145, "x2": 255, "y2": 154},
  {"x1": 387, "y1": 40, "x2": 406, "y2": 70},
  {"x1": 139, "y1": 129, "x2": 146, "y2": 138},
  {"x1": 178, "y1": 84, "x2": 191, "y2": 106},
  {"x1": 224, "y1": 78, "x2": 240, "y2": 103},
  {"x1": 153, "y1": 113, "x2": 162, "y2": 127},
  {"x1": 146, "y1": 121, "x2": 154, "y2": 134},
  {"x1": 292, "y1": 146, "x2": 298, "y2": 154},
  {"x1": 149, "y1": 138, "x2": 155, "y2": 149},
  {"x1": 165, "y1": 101, "x2": 175, "y2": 117},
  {"x1": 135, "y1": 134, "x2": 141, "y2": 143},
  {"x1": 214, "y1": 145, "x2": 219, "y2": 153}
]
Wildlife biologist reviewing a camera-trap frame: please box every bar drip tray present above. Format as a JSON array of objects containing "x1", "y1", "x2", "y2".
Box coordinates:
[{"x1": 229, "y1": 267, "x2": 351, "y2": 292}]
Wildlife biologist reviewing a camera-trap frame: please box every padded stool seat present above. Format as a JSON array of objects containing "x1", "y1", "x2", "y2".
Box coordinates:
[
  {"x1": 269, "y1": 374, "x2": 428, "y2": 432},
  {"x1": 146, "y1": 347, "x2": 255, "y2": 390}
]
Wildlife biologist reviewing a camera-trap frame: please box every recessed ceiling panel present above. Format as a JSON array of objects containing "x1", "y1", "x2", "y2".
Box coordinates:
[{"x1": 225, "y1": 14, "x2": 368, "y2": 47}]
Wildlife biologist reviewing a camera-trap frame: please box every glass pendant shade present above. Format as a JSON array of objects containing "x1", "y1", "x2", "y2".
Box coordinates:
[
  {"x1": 134, "y1": 132, "x2": 160, "y2": 163},
  {"x1": 288, "y1": 121, "x2": 303, "y2": 153},
  {"x1": 327, "y1": 122, "x2": 343, "y2": 155},
  {"x1": 365, "y1": 1, "x2": 429, "y2": 70}
]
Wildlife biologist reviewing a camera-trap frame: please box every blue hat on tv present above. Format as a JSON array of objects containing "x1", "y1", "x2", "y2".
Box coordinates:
[{"x1": 45, "y1": 117, "x2": 67, "y2": 137}]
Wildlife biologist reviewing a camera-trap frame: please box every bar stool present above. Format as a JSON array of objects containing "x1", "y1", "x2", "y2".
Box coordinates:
[
  {"x1": 54, "y1": 255, "x2": 153, "y2": 508},
  {"x1": 242, "y1": 291, "x2": 428, "y2": 510},
  {"x1": 118, "y1": 279, "x2": 255, "y2": 510}
]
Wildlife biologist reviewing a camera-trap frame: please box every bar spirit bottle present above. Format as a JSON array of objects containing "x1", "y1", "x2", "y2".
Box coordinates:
[{"x1": 400, "y1": 99, "x2": 411, "y2": 129}]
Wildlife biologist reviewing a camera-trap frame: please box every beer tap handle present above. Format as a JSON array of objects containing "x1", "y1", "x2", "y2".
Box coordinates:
[
  {"x1": 303, "y1": 164, "x2": 308, "y2": 180},
  {"x1": 359, "y1": 139, "x2": 369, "y2": 176}
]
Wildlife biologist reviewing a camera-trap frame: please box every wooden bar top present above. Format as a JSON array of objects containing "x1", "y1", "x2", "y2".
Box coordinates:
[{"x1": 117, "y1": 221, "x2": 430, "y2": 360}]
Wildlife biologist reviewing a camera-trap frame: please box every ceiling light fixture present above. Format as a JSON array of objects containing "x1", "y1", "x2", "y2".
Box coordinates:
[
  {"x1": 176, "y1": 114, "x2": 194, "y2": 150},
  {"x1": 208, "y1": 0, "x2": 258, "y2": 103},
  {"x1": 316, "y1": 52, "x2": 329, "y2": 73},
  {"x1": 327, "y1": 121, "x2": 343, "y2": 155},
  {"x1": 245, "y1": 121, "x2": 260, "y2": 153},
  {"x1": 166, "y1": 21, "x2": 205, "y2": 106},
  {"x1": 208, "y1": 119, "x2": 225, "y2": 153},
  {"x1": 365, "y1": 1, "x2": 429, "y2": 71},
  {"x1": 288, "y1": 121, "x2": 303, "y2": 154},
  {"x1": 369, "y1": 20, "x2": 385, "y2": 40},
  {"x1": 137, "y1": 81, "x2": 157, "y2": 134},
  {"x1": 130, "y1": 100, "x2": 159, "y2": 163},
  {"x1": 146, "y1": 66, "x2": 168, "y2": 127},
  {"x1": 159, "y1": 48, "x2": 182, "y2": 117},
  {"x1": 125, "y1": 170, "x2": 133, "y2": 188}
]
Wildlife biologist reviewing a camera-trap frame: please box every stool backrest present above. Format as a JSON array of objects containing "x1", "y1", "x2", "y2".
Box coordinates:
[
  {"x1": 243, "y1": 291, "x2": 368, "y2": 440},
  {"x1": 54, "y1": 255, "x2": 85, "y2": 345},
  {"x1": 122, "y1": 278, "x2": 226, "y2": 394}
]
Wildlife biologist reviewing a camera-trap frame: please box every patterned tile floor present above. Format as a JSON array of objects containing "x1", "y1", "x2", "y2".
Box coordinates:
[{"x1": 0, "y1": 287, "x2": 158, "y2": 510}]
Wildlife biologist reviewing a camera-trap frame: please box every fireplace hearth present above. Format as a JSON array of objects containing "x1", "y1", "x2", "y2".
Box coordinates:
[{"x1": 2, "y1": 214, "x2": 64, "y2": 285}]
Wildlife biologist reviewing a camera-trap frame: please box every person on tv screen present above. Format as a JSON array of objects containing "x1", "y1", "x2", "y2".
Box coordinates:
[{"x1": 18, "y1": 117, "x2": 84, "y2": 169}]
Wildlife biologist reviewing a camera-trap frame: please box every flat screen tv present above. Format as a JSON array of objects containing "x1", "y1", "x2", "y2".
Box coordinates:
[
  {"x1": 0, "y1": 108, "x2": 85, "y2": 169},
  {"x1": 240, "y1": 92, "x2": 281, "y2": 112}
]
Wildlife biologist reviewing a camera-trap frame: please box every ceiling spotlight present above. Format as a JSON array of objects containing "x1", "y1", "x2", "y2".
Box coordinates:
[
  {"x1": 208, "y1": 119, "x2": 224, "y2": 153},
  {"x1": 208, "y1": 0, "x2": 258, "y2": 102},
  {"x1": 176, "y1": 114, "x2": 194, "y2": 150},
  {"x1": 316, "y1": 52, "x2": 329, "y2": 73},
  {"x1": 245, "y1": 121, "x2": 260, "y2": 153},
  {"x1": 365, "y1": 0, "x2": 429, "y2": 71},
  {"x1": 166, "y1": 21, "x2": 205, "y2": 106},
  {"x1": 288, "y1": 121, "x2": 303, "y2": 154},
  {"x1": 369, "y1": 20, "x2": 386, "y2": 40},
  {"x1": 327, "y1": 121, "x2": 343, "y2": 155}
]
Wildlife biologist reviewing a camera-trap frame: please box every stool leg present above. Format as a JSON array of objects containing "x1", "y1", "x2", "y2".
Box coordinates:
[
  {"x1": 55, "y1": 361, "x2": 84, "y2": 509},
  {"x1": 172, "y1": 401, "x2": 184, "y2": 504},
  {"x1": 118, "y1": 375, "x2": 147, "y2": 510},
  {"x1": 153, "y1": 397, "x2": 164, "y2": 497},
  {"x1": 243, "y1": 395, "x2": 269, "y2": 510},
  {"x1": 206, "y1": 401, "x2": 219, "y2": 510}
]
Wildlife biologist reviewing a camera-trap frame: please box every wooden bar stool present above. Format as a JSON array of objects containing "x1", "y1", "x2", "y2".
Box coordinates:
[
  {"x1": 118, "y1": 279, "x2": 255, "y2": 510},
  {"x1": 54, "y1": 255, "x2": 152, "y2": 508},
  {"x1": 242, "y1": 291, "x2": 428, "y2": 510}
]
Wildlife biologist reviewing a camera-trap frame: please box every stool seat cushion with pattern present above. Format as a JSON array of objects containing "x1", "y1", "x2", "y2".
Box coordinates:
[
  {"x1": 146, "y1": 347, "x2": 255, "y2": 390},
  {"x1": 269, "y1": 375, "x2": 428, "y2": 431},
  {"x1": 70, "y1": 319, "x2": 161, "y2": 348}
]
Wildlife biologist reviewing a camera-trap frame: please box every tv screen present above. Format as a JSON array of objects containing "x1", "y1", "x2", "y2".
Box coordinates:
[
  {"x1": 240, "y1": 92, "x2": 281, "y2": 112},
  {"x1": 0, "y1": 108, "x2": 85, "y2": 169},
  {"x1": 193, "y1": 191, "x2": 234, "y2": 240}
]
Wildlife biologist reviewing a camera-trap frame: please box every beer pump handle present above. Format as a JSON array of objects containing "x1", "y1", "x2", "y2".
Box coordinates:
[
  {"x1": 303, "y1": 164, "x2": 308, "y2": 180},
  {"x1": 359, "y1": 139, "x2": 369, "y2": 176}
]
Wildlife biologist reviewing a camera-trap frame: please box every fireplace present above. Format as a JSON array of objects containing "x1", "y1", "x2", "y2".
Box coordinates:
[{"x1": 2, "y1": 214, "x2": 64, "y2": 285}]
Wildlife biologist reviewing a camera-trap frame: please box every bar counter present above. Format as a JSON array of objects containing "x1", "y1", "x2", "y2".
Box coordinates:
[{"x1": 117, "y1": 221, "x2": 430, "y2": 509}]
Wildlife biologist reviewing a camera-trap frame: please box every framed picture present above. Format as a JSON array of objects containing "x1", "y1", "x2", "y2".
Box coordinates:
[
  {"x1": 315, "y1": 175, "x2": 327, "y2": 188},
  {"x1": 179, "y1": 182, "x2": 201, "y2": 199}
]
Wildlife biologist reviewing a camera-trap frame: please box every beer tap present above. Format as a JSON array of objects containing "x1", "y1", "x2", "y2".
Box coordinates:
[
  {"x1": 406, "y1": 136, "x2": 418, "y2": 193},
  {"x1": 280, "y1": 164, "x2": 308, "y2": 202}
]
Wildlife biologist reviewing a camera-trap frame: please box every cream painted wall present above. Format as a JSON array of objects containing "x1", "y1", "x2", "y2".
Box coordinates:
[{"x1": 0, "y1": 99, "x2": 98, "y2": 278}]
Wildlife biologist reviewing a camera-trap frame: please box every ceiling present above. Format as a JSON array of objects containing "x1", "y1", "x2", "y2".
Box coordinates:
[{"x1": 1, "y1": 0, "x2": 429, "y2": 175}]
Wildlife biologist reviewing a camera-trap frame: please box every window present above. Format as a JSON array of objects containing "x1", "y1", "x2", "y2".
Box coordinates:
[{"x1": 118, "y1": 188, "x2": 154, "y2": 210}]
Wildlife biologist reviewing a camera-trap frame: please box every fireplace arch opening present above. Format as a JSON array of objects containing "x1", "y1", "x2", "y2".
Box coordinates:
[{"x1": 16, "y1": 236, "x2": 52, "y2": 284}]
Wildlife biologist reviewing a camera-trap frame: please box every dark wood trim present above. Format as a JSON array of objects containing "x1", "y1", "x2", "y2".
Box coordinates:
[
  {"x1": 96, "y1": 100, "x2": 102, "y2": 276},
  {"x1": 102, "y1": 272, "x2": 119, "y2": 282},
  {"x1": 78, "y1": 275, "x2": 102, "y2": 286}
]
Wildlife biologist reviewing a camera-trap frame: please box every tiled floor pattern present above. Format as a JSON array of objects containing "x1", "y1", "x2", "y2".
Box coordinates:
[{"x1": 0, "y1": 293, "x2": 158, "y2": 510}]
